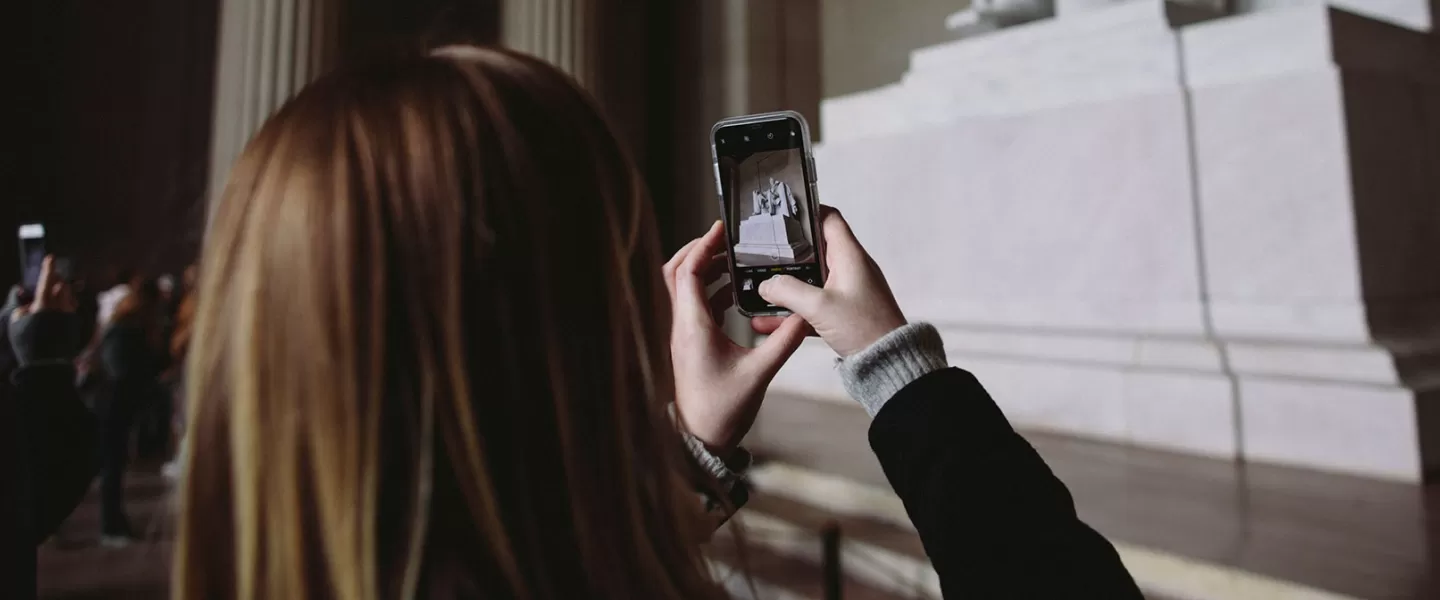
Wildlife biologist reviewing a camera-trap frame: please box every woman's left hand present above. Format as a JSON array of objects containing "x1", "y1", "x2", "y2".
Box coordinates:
[
  {"x1": 9, "y1": 256, "x2": 80, "y2": 366},
  {"x1": 665, "y1": 221, "x2": 809, "y2": 458}
]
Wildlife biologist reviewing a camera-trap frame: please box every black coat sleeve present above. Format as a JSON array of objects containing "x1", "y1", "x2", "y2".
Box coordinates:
[
  {"x1": 13, "y1": 364, "x2": 99, "y2": 544},
  {"x1": 868, "y1": 368, "x2": 1142, "y2": 598}
]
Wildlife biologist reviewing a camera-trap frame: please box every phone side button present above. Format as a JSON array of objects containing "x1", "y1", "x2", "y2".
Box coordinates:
[{"x1": 806, "y1": 156, "x2": 818, "y2": 182}]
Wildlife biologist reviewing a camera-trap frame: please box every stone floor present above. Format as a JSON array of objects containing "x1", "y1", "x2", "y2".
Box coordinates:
[
  {"x1": 748, "y1": 392, "x2": 1440, "y2": 600},
  {"x1": 35, "y1": 395, "x2": 1440, "y2": 599},
  {"x1": 37, "y1": 467, "x2": 172, "y2": 599}
]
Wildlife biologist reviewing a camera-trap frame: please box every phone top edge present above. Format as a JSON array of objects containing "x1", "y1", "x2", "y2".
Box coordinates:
[
  {"x1": 711, "y1": 111, "x2": 813, "y2": 144},
  {"x1": 18, "y1": 223, "x2": 44, "y2": 238}
]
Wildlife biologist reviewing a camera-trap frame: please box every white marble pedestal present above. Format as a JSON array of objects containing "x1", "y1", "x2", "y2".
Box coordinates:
[
  {"x1": 735, "y1": 214, "x2": 812, "y2": 263},
  {"x1": 779, "y1": 0, "x2": 1440, "y2": 482}
]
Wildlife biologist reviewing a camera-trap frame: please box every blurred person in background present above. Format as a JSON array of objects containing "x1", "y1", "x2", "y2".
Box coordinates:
[
  {"x1": 157, "y1": 274, "x2": 175, "y2": 304},
  {"x1": 95, "y1": 267, "x2": 135, "y2": 329},
  {"x1": 2, "y1": 258, "x2": 99, "y2": 598},
  {"x1": 0, "y1": 286, "x2": 23, "y2": 380},
  {"x1": 97, "y1": 276, "x2": 169, "y2": 545},
  {"x1": 134, "y1": 273, "x2": 178, "y2": 460},
  {"x1": 173, "y1": 46, "x2": 1138, "y2": 599},
  {"x1": 162, "y1": 264, "x2": 199, "y2": 479}
]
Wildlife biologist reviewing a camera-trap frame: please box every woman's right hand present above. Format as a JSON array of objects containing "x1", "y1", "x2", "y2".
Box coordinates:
[{"x1": 753, "y1": 206, "x2": 908, "y2": 358}]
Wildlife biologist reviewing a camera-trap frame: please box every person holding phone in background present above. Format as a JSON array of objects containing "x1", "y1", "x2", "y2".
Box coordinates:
[{"x1": 2, "y1": 256, "x2": 100, "y2": 599}]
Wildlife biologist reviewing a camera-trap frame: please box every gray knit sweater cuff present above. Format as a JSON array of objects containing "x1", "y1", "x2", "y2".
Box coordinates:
[
  {"x1": 681, "y1": 431, "x2": 750, "y2": 488},
  {"x1": 837, "y1": 322, "x2": 949, "y2": 417}
]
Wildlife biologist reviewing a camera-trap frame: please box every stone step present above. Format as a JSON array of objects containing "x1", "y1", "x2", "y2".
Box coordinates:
[
  {"x1": 745, "y1": 391, "x2": 1436, "y2": 599},
  {"x1": 820, "y1": 0, "x2": 1224, "y2": 140}
]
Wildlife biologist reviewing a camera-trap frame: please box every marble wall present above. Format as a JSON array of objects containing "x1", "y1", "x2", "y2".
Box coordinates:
[{"x1": 779, "y1": 0, "x2": 1440, "y2": 481}]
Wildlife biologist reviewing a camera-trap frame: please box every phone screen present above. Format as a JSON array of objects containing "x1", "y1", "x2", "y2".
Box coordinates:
[
  {"x1": 714, "y1": 116, "x2": 823, "y2": 314},
  {"x1": 17, "y1": 223, "x2": 45, "y2": 293}
]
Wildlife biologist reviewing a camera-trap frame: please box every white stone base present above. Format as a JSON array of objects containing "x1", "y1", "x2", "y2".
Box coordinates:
[
  {"x1": 803, "y1": 0, "x2": 1440, "y2": 481},
  {"x1": 734, "y1": 213, "x2": 812, "y2": 264}
]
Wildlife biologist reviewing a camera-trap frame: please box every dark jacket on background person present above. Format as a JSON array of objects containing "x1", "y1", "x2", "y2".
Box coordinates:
[
  {"x1": 95, "y1": 320, "x2": 169, "y2": 536},
  {"x1": 870, "y1": 367, "x2": 1143, "y2": 598},
  {"x1": 1, "y1": 364, "x2": 100, "y2": 599},
  {"x1": 100, "y1": 322, "x2": 167, "y2": 384}
]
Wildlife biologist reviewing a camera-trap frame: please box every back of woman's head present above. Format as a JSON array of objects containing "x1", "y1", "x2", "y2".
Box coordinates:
[{"x1": 178, "y1": 47, "x2": 719, "y2": 600}]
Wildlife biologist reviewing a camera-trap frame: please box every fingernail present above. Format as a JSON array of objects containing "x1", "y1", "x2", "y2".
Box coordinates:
[{"x1": 711, "y1": 219, "x2": 723, "y2": 231}]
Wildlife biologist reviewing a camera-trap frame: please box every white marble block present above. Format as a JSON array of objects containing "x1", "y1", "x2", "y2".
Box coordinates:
[
  {"x1": 797, "y1": 0, "x2": 1237, "y2": 458},
  {"x1": 785, "y1": 0, "x2": 1440, "y2": 481},
  {"x1": 735, "y1": 214, "x2": 812, "y2": 262},
  {"x1": 1179, "y1": 4, "x2": 1440, "y2": 479}
]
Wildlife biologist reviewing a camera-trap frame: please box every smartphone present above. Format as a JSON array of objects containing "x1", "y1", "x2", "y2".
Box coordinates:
[
  {"x1": 17, "y1": 223, "x2": 45, "y2": 294},
  {"x1": 710, "y1": 111, "x2": 826, "y2": 316}
]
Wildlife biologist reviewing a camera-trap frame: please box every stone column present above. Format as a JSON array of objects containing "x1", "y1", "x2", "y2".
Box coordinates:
[
  {"x1": 502, "y1": 0, "x2": 598, "y2": 88},
  {"x1": 503, "y1": 0, "x2": 656, "y2": 170},
  {"x1": 499, "y1": 0, "x2": 666, "y2": 161},
  {"x1": 205, "y1": 0, "x2": 339, "y2": 208}
]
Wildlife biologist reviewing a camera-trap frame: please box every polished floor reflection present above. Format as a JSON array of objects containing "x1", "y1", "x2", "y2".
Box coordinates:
[
  {"x1": 748, "y1": 392, "x2": 1440, "y2": 600},
  {"x1": 35, "y1": 403, "x2": 1440, "y2": 599},
  {"x1": 37, "y1": 466, "x2": 171, "y2": 599}
]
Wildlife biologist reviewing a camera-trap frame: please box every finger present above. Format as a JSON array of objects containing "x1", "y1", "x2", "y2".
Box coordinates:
[
  {"x1": 708, "y1": 282, "x2": 734, "y2": 324},
  {"x1": 748, "y1": 314, "x2": 810, "y2": 374},
  {"x1": 33, "y1": 256, "x2": 56, "y2": 307},
  {"x1": 663, "y1": 237, "x2": 704, "y2": 296},
  {"x1": 675, "y1": 221, "x2": 726, "y2": 318},
  {"x1": 758, "y1": 275, "x2": 825, "y2": 318},
  {"x1": 750, "y1": 316, "x2": 788, "y2": 335}
]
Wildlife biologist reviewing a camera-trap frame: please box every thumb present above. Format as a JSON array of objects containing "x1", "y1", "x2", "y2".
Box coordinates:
[{"x1": 758, "y1": 275, "x2": 824, "y2": 318}]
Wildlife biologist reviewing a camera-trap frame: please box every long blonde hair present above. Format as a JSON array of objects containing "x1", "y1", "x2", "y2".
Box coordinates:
[{"x1": 176, "y1": 47, "x2": 722, "y2": 599}]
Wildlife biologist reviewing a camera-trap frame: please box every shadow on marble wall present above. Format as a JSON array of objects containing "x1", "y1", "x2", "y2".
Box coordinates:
[
  {"x1": 1338, "y1": 33, "x2": 1440, "y2": 478},
  {"x1": 1342, "y1": 73, "x2": 1440, "y2": 349},
  {"x1": 1344, "y1": 69, "x2": 1440, "y2": 480}
]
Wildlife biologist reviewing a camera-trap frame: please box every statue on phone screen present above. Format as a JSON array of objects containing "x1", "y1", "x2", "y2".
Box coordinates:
[
  {"x1": 735, "y1": 174, "x2": 811, "y2": 266},
  {"x1": 750, "y1": 178, "x2": 799, "y2": 218}
]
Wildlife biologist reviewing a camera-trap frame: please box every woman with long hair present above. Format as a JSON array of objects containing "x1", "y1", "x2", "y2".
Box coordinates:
[
  {"x1": 173, "y1": 46, "x2": 1138, "y2": 599},
  {"x1": 98, "y1": 276, "x2": 168, "y2": 544}
]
